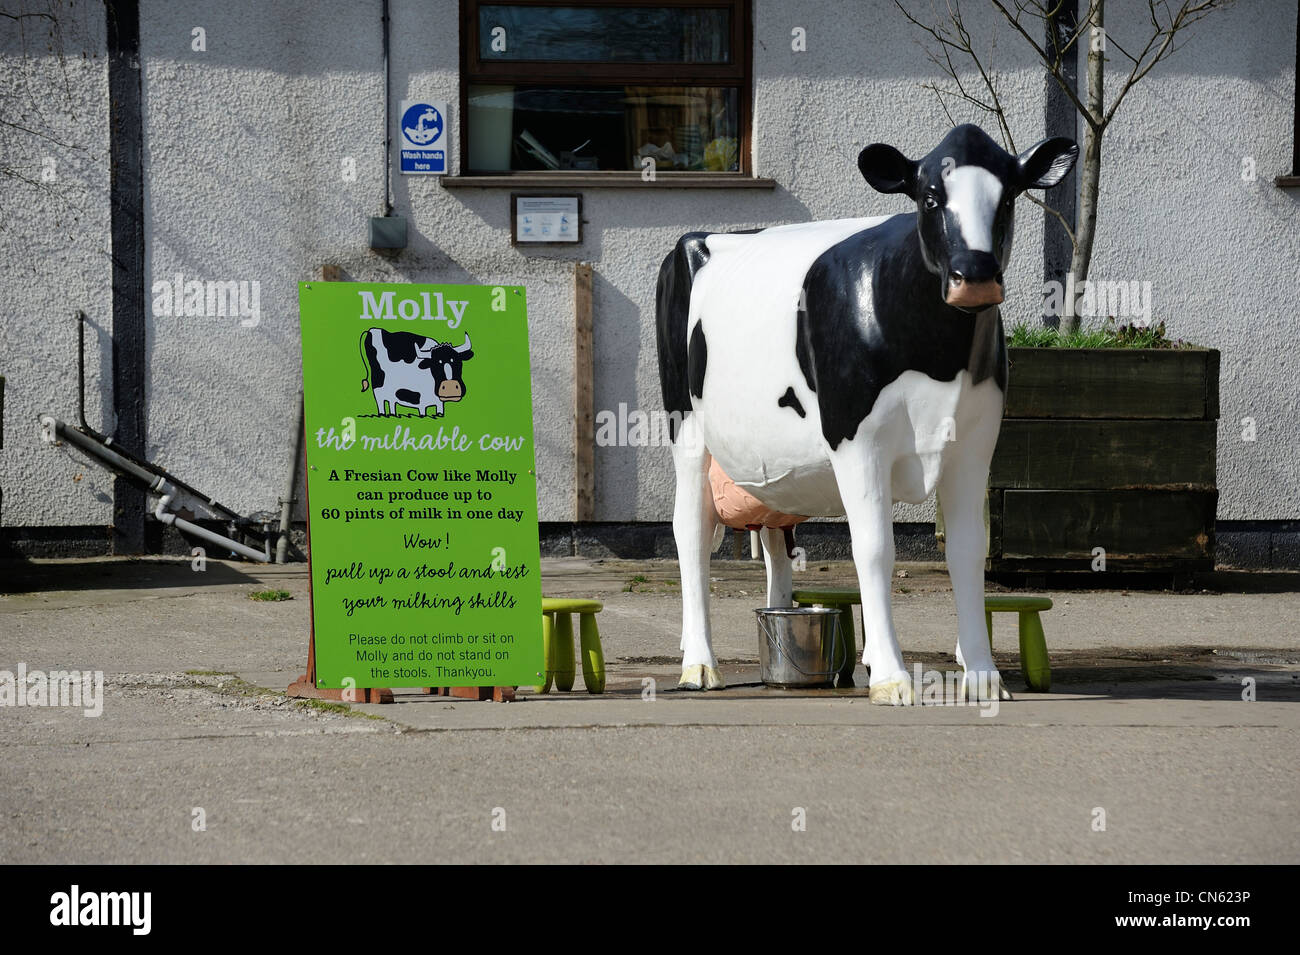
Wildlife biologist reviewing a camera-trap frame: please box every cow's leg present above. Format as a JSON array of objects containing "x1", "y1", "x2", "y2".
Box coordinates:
[
  {"x1": 937, "y1": 404, "x2": 1008, "y2": 703},
  {"x1": 671, "y1": 413, "x2": 724, "y2": 690},
  {"x1": 831, "y1": 451, "x2": 912, "y2": 704},
  {"x1": 758, "y1": 526, "x2": 792, "y2": 609}
]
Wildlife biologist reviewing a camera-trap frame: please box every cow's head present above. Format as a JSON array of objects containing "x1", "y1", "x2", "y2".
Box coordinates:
[
  {"x1": 858, "y1": 124, "x2": 1077, "y2": 311},
  {"x1": 420, "y1": 333, "x2": 474, "y2": 401}
]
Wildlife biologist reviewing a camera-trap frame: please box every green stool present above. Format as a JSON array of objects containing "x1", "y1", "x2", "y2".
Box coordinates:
[
  {"x1": 538, "y1": 598, "x2": 606, "y2": 694},
  {"x1": 790, "y1": 589, "x2": 859, "y2": 687},
  {"x1": 983, "y1": 595, "x2": 1052, "y2": 692},
  {"x1": 789, "y1": 588, "x2": 1052, "y2": 692}
]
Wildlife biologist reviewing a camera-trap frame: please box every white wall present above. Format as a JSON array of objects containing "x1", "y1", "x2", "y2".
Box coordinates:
[
  {"x1": 0, "y1": 0, "x2": 1294, "y2": 538},
  {"x1": 0, "y1": 4, "x2": 112, "y2": 528}
]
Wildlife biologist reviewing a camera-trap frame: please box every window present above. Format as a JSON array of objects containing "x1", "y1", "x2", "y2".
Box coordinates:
[
  {"x1": 461, "y1": 1, "x2": 751, "y2": 176},
  {"x1": 1284, "y1": 9, "x2": 1300, "y2": 186}
]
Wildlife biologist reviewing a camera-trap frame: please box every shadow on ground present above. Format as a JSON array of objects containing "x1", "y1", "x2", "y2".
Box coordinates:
[{"x1": 0, "y1": 557, "x2": 290, "y2": 594}]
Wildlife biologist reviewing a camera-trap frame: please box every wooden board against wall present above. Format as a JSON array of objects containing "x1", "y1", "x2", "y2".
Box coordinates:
[
  {"x1": 990, "y1": 419, "x2": 1217, "y2": 490},
  {"x1": 574, "y1": 262, "x2": 594, "y2": 522},
  {"x1": 997, "y1": 489, "x2": 1217, "y2": 563},
  {"x1": 1003, "y1": 348, "x2": 1218, "y2": 420}
]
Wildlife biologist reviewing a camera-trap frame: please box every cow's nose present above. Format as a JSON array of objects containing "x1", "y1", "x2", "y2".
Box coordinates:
[
  {"x1": 948, "y1": 251, "x2": 1002, "y2": 285},
  {"x1": 946, "y1": 251, "x2": 1004, "y2": 309},
  {"x1": 947, "y1": 271, "x2": 1004, "y2": 309},
  {"x1": 950, "y1": 269, "x2": 1005, "y2": 286}
]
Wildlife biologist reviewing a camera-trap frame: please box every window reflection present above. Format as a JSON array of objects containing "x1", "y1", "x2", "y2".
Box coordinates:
[
  {"x1": 479, "y1": 5, "x2": 731, "y2": 64},
  {"x1": 468, "y1": 84, "x2": 739, "y2": 172}
]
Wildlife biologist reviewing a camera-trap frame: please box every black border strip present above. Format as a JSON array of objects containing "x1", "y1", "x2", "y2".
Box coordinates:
[
  {"x1": 1042, "y1": 0, "x2": 1079, "y2": 329},
  {"x1": 106, "y1": 0, "x2": 146, "y2": 554}
]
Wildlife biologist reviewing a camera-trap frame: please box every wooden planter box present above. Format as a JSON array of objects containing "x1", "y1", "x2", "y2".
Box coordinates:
[{"x1": 985, "y1": 347, "x2": 1220, "y2": 578}]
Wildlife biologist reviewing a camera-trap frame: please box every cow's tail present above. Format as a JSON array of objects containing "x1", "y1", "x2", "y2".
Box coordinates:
[
  {"x1": 359, "y1": 330, "x2": 370, "y2": 391},
  {"x1": 710, "y1": 522, "x2": 726, "y2": 553}
]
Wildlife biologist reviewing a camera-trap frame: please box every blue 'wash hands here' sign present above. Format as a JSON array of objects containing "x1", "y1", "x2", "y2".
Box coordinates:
[{"x1": 399, "y1": 100, "x2": 447, "y2": 175}]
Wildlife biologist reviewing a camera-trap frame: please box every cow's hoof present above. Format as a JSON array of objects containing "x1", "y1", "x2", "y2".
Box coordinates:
[
  {"x1": 868, "y1": 672, "x2": 915, "y2": 706},
  {"x1": 679, "y1": 664, "x2": 726, "y2": 691},
  {"x1": 960, "y1": 669, "x2": 1012, "y2": 702}
]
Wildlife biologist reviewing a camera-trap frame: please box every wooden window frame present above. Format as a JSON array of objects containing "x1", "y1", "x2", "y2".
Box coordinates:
[
  {"x1": 457, "y1": 0, "x2": 754, "y2": 180},
  {"x1": 1281, "y1": 4, "x2": 1300, "y2": 187}
]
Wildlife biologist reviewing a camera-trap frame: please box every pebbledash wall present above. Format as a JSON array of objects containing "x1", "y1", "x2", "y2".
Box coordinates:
[{"x1": 1, "y1": 1, "x2": 1296, "y2": 566}]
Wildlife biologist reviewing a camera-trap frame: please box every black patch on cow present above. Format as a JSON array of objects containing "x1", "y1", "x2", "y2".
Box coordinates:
[
  {"x1": 656, "y1": 229, "x2": 766, "y2": 441},
  {"x1": 362, "y1": 330, "x2": 385, "y2": 389},
  {"x1": 395, "y1": 388, "x2": 421, "y2": 405},
  {"x1": 777, "y1": 387, "x2": 806, "y2": 418},
  {"x1": 379, "y1": 329, "x2": 432, "y2": 364},
  {"x1": 797, "y1": 212, "x2": 1008, "y2": 450},
  {"x1": 655, "y1": 233, "x2": 711, "y2": 440},
  {"x1": 687, "y1": 321, "x2": 708, "y2": 400},
  {"x1": 795, "y1": 302, "x2": 817, "y2": 394}
]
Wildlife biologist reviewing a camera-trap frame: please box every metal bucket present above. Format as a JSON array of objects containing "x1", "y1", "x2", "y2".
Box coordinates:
[{"x1": 755, "y1": 606, "x2": 845, "y2": 688}]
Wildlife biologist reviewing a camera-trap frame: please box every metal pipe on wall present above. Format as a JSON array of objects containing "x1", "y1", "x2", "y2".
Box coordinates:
[
  {"x1": 41, "y1": 414, "x2": 271, "y2": 562},
  {"x1": 276, "y1": 391, "x2": 304, "y2": 562},
  {"x1": 76, "y1": 311, "x2": 112, "y2": 445},
  {"x1": 154, "y1": 490, "x2": 269, "y2": 563},
  {"x1": 42, "y1": 414, "x2": 166, "y2": 492},
  {"x1": 382, "y1": 0, "x2": 392, "y2": 216}
]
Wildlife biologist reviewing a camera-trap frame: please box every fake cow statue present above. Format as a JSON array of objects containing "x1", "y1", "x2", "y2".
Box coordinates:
[{"x1": 655, "y1": 124, "x2": 1077, "y2": 703}]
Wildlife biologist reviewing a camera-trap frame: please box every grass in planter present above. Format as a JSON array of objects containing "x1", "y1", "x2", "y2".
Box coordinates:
[{"x1": 1006, "y1": 320, "x2": 1195, "y2": 349}]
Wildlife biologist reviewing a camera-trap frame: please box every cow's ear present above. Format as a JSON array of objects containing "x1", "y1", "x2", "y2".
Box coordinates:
[
  {"x1": 858, "y1": 144, "x2": 917, "y2": 199},
  {"x1": 457, "y1": 349, "x2": 473, "y2": 361},
  {"x1": 1017, "y1": 136, "x2": 1078, "y2": 190}
]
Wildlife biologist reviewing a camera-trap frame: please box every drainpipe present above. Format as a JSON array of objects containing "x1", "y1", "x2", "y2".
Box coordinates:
[
  {"x1": 77, "y1": 311, "x2": 112, "y2": 445},
  {"x1": 40, "y1": 413, "x2": 270, "y2": 563},
  {"x1": 43, "y1": 414, "x2": 167, "y2": 492},
  {"x1": 154, "y1": 489, "x2": 270, "y2": 563},
  {"x1": 382, "y1": 0, "x2": 392, "y2": 217},
  {"x1": 276, "y1": 391, "x2": 304, "y2": 562}
]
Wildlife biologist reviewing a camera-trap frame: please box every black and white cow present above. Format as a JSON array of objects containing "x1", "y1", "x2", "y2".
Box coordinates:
[
  {"x1": 656, "y1": 124, "x2": 1077, "y2": 702},
  {"x1": 360, "y1": 327, "x2": 474, "y2": 417}
]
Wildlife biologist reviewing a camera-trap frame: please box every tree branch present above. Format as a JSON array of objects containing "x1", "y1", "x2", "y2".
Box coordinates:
[
  {"x1": 1025, "y1": 191, "x2": 1076, "y2": 246},
  {"x1": 988, "y1": 0, "x2": 1101, "y2": 127},
  {"x1": 0, "y1": 116, "x2": 85, "y2": 151},
  {"x1": 1102, "y1": 1, "x2": 1227, "y2": 128}
]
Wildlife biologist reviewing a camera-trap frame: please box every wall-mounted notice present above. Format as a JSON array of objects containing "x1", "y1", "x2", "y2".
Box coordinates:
[
  {"x1": 512, "y1": 195, "x2": 581, "y2": 244},
  {"x1": 297, "y1": 281, "x2": 543, "y2": 689}
]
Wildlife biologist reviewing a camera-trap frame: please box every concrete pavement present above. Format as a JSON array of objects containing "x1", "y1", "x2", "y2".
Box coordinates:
[{"x1": 2, "y1": 556, "x2": 1297, "y2": 863}]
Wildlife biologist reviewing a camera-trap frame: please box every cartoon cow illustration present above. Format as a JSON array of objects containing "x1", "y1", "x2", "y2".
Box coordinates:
[
  {"x1": 360, "y1": 328, "x2": 474, "y2": 417},
  {"x1": 656, "y1": 124, "x2": 1077, "y2": 702}
]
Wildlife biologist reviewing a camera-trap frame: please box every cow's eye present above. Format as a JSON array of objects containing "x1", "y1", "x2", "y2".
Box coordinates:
[{"x1": 924, "y1": 194, "x2": 940, "y2": 211}]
